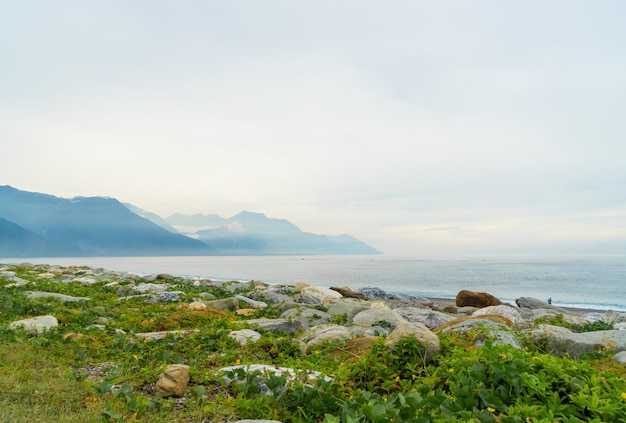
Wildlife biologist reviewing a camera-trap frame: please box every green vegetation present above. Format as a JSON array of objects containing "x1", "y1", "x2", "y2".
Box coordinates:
[{"x1": 1, "y1": 265, "x2": 625, "y2": 422}]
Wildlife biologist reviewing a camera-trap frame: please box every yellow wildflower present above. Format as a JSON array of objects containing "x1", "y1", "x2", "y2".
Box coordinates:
[
  {"x1": 395, "y1": 376, "x2": 400, "y2": 382},
  {"x1": 501, "y1": 353, "x2": 507, "y2": 360},
  {"x1": 621, "y1": 392, "x2": 626, "y2": 401},
  {"x1": 487, "y1": 407, "x2": 496, "y2": 413},
  {"x1": 235, "y1": 358, "x2": 241, "y2": 365},
  {"x1": 448, "y1": 368, "x2": 454, "y2": 373}
]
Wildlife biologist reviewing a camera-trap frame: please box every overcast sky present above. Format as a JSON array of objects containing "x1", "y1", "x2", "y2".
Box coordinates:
[{"x1": 2, "y1": 1, "x2": 626, "y2": 256}]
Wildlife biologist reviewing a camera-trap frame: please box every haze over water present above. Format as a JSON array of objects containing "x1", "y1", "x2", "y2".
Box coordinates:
[{"x1": 7, "y1": 255, "x2": 625, "y2": 312}]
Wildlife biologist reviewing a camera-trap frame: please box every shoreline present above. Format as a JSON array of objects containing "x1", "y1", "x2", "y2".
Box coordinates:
[
  {"x1": 1, "y1": 259, "x2": 622, "y2": 315},
  {"x1": 425, "y1": 296, "x2": 611, "y2": 316}
]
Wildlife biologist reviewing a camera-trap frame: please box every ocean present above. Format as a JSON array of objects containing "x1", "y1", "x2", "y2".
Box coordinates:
[{"x1": 3, "y1": 255, "x2": 625, "y2": 311}]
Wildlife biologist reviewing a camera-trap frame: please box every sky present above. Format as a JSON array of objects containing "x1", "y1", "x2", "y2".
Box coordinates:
[{"x1": 2, "y1": 1, "x2": 626, "y2": 256}]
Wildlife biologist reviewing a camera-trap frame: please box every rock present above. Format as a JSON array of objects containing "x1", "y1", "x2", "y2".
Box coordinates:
[
  {"x1": 437, "y1": 315, "x2": 514, "y2": 333},
  {"x1": 204, "y1": 297, "x2": 240, "y2": 311},
  {"x1": 152, "y1": 291, "x2": 185, "y2": 303},
  {"x1": 229, "y1": 329, "x2": 262, "y2": 346},
  {"x1": 187, "y1": 301, "x2": 208, "y2": 310},
  {"x1": 247, "y1": 318, "x2": 301, "y2": 334},
  {"x1": 302, "y1": 325, "x2": 352, "y2": 347},
  {"x1": 358, "y1": 287, "x2": 389, "y2": 301},
  {"x1": 134, "y1": 283, "x2": 169, "y2": 293},
  {"x1": 155, "y1": 273, "x2": 175, "y2": 280},
  {"x1": 257, "y1": 290, "x2": 294, "y2": 305},
  {"x1": 199, "y1": 292, "x2": 216, "y2": 300},
  {"x1": 352, "y1": 308, "x2": 406, "y2": 328},
  {"x1": 394, "y1": 307, "x2": 456, "y2": 329},
  {"x1": 233, "y1": 420, "x2": 283, "y2": 423},
  {"x1": 613, "y1": 351, "x2": 626, "y2": 365},
  {"x1": 472, "y1": 305, "x2": 523, "y2": 323},
  {"x1": 327, "y1": 302, "x2": 370, "y2": 322},
  {"x1": 293, "y1": 293, "x2": 323, "y2": 306},
  {"x1": 220, "y1": 364, "x2": 333, "y2": 395},
  {"x1": 8, "y1": 315, "x2": 58, "y2": 333},
  {"x1": 236, "y1": 295, "x2": 268, "y2": 309},
  {"x1": 385, "y1": 322, "x2": 441, "y2": 362},
  {"x1": 155, "y1": 364, "x2": 190, "y2": 397},
  {"x1": 329, "y1": 335, "x2": 380, "y2": 360},
  {"x1": 72, "y1": 276, "x2": 98, "y2": 285},
  {"x1": 531, "y1": 309, "x2": 589, "y2": 327},
  {"x1": 135, "y1": 330, "x2": 200, "y2": 341},
  {"x1": 456, "y1": 290, "x2": 502, "y2": 308},
  {"x1": 26, "y1": 291, "x2": 90, "y2": 302},
  {"x1": 515, "y1": 297, "x2": 569, "y2": 314},
  {"x1": 530, "y1": 325, "x2": 626, "y2": 358},
  {"x1": 474, "y1": 330, "x2": 523, "y2": 349},
  {"x1": 280, "y1": 308, "x2": 330, "y2": 329},
  {"x1": 330, "y1": 286, "x2": 366, "y2": 300},
  {"x1": 300, "y1": 286, "x2": 342, "y2": 305}
]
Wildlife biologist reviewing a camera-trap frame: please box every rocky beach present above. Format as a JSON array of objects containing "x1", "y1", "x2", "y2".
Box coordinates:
[{"x1": 2, "y1": 262, "x2": 626, "y2": 422}]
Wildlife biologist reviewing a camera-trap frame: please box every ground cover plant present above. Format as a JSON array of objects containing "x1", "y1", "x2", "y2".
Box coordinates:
[{"x1": 1, "y1": 264, "x2": 626, "y2": 422}]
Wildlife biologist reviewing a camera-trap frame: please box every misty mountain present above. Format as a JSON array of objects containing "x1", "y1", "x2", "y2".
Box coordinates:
[
  {"x1": 124, "y1": 203, "x2": 179, "y2": 233},
  {"x1": 192, "y1": 211, "x2": 382, "y2": 255},
  {"x1": 0, "y1": 217, "x2": 80, "y2": 257},
  {"x1": 0, "y1": 186, "x2": 211, "y2": 257},
  {"x1": 165, "y1": 213, "x2": 227, "y2": 228},
  {"x1": 0, "y1": 186, "x2": 382, "y2": 257}
]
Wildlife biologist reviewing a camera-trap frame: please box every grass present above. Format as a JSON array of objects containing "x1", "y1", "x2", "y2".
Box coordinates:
[
  {"x1": 1, "y1": 264, "x2": 626, "y2": 422},
  {"x1": 0, "y1": 343, "x2": 106, "y2": 423}
]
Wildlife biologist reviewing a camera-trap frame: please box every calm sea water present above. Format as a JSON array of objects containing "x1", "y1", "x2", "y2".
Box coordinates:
[{"x1": 3, "y1": 255, "x2": 625, "y2": 311}]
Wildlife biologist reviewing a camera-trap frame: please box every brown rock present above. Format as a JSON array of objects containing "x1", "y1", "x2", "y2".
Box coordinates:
[
  {"x1": 330, "y1": 286, "x2": 366, "y2": 300},
  {"x1": 155, "y1": 364, "x2": 190, "y2": 397},
  {"x1": 456, "y1": 290, "x2": 502, "y2": 308}
]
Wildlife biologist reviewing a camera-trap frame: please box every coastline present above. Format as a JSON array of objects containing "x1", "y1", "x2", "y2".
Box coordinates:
[{"x1": 425, "y1": 296, "x2": 605, "y2": 316}]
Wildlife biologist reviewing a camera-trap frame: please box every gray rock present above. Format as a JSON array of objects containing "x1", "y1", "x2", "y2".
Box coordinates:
[
  {"x1": 386, "y1": 322, "x2": 441, "y2": 362},
  {"x1": 135, "y1": 330, "x2": 200, "y2": 341},
  {"x1": 472, "y1": 305, "x2": 523, "y2": 323},
  {"x1": 530, "y1": 325, "x2": 626, "y2": 358},
  {"x1": 438, "y1": 318, "x2": 511, "y2": 334},
  {"x1": 72, "y1": 276, "x2": 98, "y2": 285},
  {"x1": 247, "y1": 318, "x2": 301, "y2": 334},
  {"x1": 300, "y1": 286, "x2": 342, "y2": 304},
  {"x1": 134, "y1": 283, "x2": 169, "y2": 293},
  {"x1": 302, "y1": 325, "x2": 352, "y2": 347},
  {"x1": 358, "y1": 287, "x2": 389, "y2": 300},
  {"x1": 474, "y1": 330, "x2": 523, "y2": 349},
  {"x1": 613, "y1": 351, "x2": 626, "y2": 365},
  {"x1": 257, "y1": 290, "x2": 294, "y2": 304},
  {"x1": 294, "y1": 293, "x2": 323, "y2": 306},
  {"x1": 280, "y1": 308, "x2": 330, "y2": 329},
  {"x1": 327, "y1": 302, "x2": 370, "y2": 322},
  {"x1": 199, "y1": 292, "x2": 216, "y2": 300},
  {"x1": 531, "y1": 309, "x2": 589, "y2": 327},
  {"x1": 234, "y1": 420, "x2": 283, "y2": 423},
  {"x1": 236, "y1": 295, "x2": 268, "y2": 309},
  {"x1": 204, "y1": 297, "x2": 240, "y2": 311},
  {"x1": 352, "y1": 308, "x2": 406, "y2": 328},
  {"x1": 516, "y1": 297, "x2": 570, "y2": 314},
  {"x1": 229, "y1": 329, "x2": 262, "y2": 346},
  {"x1": 26, "y1": 291, "x2": 90, "y2": 302},
  {"x1": 153, "y1": 291, "x2": 185, "y2": 303},
  {"x1": 8, "y1": 315, "x2": 58, "y2": 333},
  {"x1": 220, "y1": 364, "x2": 332, "y2": 395},
  {"x1": 394, "y1": 307, "x2": 456, "y2": 329}
]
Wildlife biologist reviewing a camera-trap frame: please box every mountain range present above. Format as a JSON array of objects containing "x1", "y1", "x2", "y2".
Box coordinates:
[{"x1": 0, "y1": 186, "x2": 381, "y2": 257}]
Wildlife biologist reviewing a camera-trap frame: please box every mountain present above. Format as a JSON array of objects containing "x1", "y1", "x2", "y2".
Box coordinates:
[
  {"x1": 192, "y1": 211, "x2": 382, "y2": 255},
  {"x1": 0, "y1": 186, "x2": 211, "y2": 257},
  {"x1": 0, "y1": 217, "x2": 80, "y2": 257},
  {"x1": 0, "y1": 186, "x2": 382, "y2": 257},
  {"x1": 124, "y1": 203, "x2": 179, "y2": 233}
]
